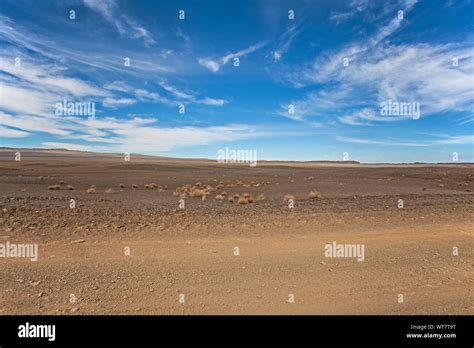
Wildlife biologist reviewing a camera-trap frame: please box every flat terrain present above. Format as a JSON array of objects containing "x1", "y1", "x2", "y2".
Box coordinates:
[{"x1": 0, "y1": 149, "x2": 473, "y2": 314}]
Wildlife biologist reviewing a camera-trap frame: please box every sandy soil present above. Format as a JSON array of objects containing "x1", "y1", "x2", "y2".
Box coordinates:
[{"x1": 0, "y1": 149, "x2": 473, "y2": 314}]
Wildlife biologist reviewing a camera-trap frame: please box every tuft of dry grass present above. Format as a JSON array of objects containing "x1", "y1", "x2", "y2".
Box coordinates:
[
  {"x1": 37, "y1": 176, "x2": 44, "y2": 181},
  {"x1": 132, "y1": 184, "x2": 138, "y2": 189},
  {"x1": 105, "y1": 188, "x2": 114, "y2": 194},
  {"x1": 221, "y1": 191, "x2": 227, "y2": 197},
  {"x1": 283, "y1": 194, "x2": 294, "y2": 202},
  {"x1": 238, "y1": 196, "x2": 249, "y2": 204},
  {"x1": 308, "y1": 190, "x2": 321, "y2": 199},
  {"x1": 48, "y1": 185, "x2": 61, "y2": 190},
  {"x1": 191, "y1": 187, "x2": 206, "y2": 198},
  {"x1": 66, "y1": 184, "x2": 75, "y2": 190},
  {"x1": 59, "y1": 180, "x2": 65, "y2": 185},
  {"x1": 86, "y1": 187, "x2": 96, "y2": 194},
  {"x1": 229, "y1": 193, "x2": 240, "y2": 203},
  {"x1": 215, "y1": 194, "x2": 225, "y2": 200},
  {"x1": 256, "y1": 193, "x2": 265, "y2": 201},
  {"x1": 119, "y1": 183, "x2": 125, "y2": 189},
  {"x1": 243, "y1": 193, "x2": 254, "y2": 203}
]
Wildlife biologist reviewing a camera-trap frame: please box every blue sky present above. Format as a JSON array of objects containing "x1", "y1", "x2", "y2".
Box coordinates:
[{"x1": 0, "y1": 0, "x2": 473, "y2": 163}]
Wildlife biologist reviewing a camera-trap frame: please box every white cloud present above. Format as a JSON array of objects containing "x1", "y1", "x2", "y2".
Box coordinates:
[
  {"x1": 279, "y1": 0, "x2": 473, "y2": 127},
  {"x1": 329, "y1": 0, "x2": 371, "y2": 24},
  {"x1": 335, "y1": 135, "x2": 430, "y2": 147},
  {"x1": 0, "y1": 112, "x2": 72, "y2": 136},
  {"x1": 82, "y1": 0, "x2": 155, "y2": 44},
  {"x1": 0, "y1": 125, "x2": 30, "y2": 138},
  {"x1": 198, "y1": 42, "x2": 267, "y2": 72},
  {"x1": 102, "y1": 97, "x2": 136, "y2": 107},
  {"x1": 434, "y1": 135, "x2": 474, "y2": 145},
  {"x1": 200, "y1": 97, "x2": 226, "y2": 106},
  {"x1": 335, "y1": 134, "x2": 474, "y2": 147},
  {"x1": 270, "y1": 26, "x2": 300, "y2": 62},
  {"x1": 39, "y1": 122, "x2": 267, "y2": 153}
]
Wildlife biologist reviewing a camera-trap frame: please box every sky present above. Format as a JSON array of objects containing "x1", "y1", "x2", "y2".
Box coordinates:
[{"x1": 0, "y1": 0, "x2": 473, "y2": 163}]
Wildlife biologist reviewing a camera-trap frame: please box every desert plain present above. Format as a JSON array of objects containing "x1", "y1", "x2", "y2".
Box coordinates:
[{"x1": 0, "y1": 148, "x2": 472, "y2": 314}]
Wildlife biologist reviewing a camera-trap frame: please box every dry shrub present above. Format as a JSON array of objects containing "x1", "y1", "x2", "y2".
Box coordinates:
[
  {"x1": 37, "y1": 176, "x2": 44, "y2": 180},
  {"x1": 132, "y1": 184, "x2": 138, "y2": 189},
  {"x1": 242, "y1": 193, "x2": 254, "y2": 203},
  {"x1": 67, "y1": 184, "x2": 75, "y2": 190},
  {"x1": 59, "y1": 180, "x2": 65, "y2": 185},
  {"x1": 215, "y1": 194, "x2": 225, "y2": 200},
  {"x1": 119, "y1": 183, "x2": 125, "y2": 189},
  {"x1": 86, "y1": 187, "x2": 96, "y2": 194},
  {"x1": 238, "y1": 196, "x2": 249, "y2": 204},
  {"x1": 229, "y1": 193, "x2": 240, "y2": 203},
  {"x1": 221, "y1": 191, "x2": 227, "y2": 197},
  {"x1": 308, "y1": 190, "x2": 321, "y2": 199},
  {"x1": 191, "y1": 187, "x2": 206, "y2": 198},
  {"x1": 256, "y1": 193, "x2": 265, "y2": 201},
  {"x1": 48, "y1": 185, "x2": 60, "y2": 190},
  {"x1": 105, "y1": 188, "x2": 114, "y2": 194},
  {"x1": 308, "y1": 176, "x2": 314, "y2": 180}
]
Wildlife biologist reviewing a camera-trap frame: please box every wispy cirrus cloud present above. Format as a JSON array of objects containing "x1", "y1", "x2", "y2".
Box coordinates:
[
  {"x1": 335, "y1": 134, "x2": 473, "y2": 147},
  {"x1": 270, "y1": 25, "x2": 300, "y2": 62},
  {"x1": 279, "y1": 0, "x2": 473, "y2": 128},
  {"x1": 105, "y1": 80, "x2": 227, "y2": 106},
  {"x1": 0, "y1": 125, "x2": 29, "y2": 138},
  {"x1": 82, "y1": 0, "x2": 155, "y2": 44},
  {"x1": 198, "y1": 41, "x2": 267, "y2": 72}
]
